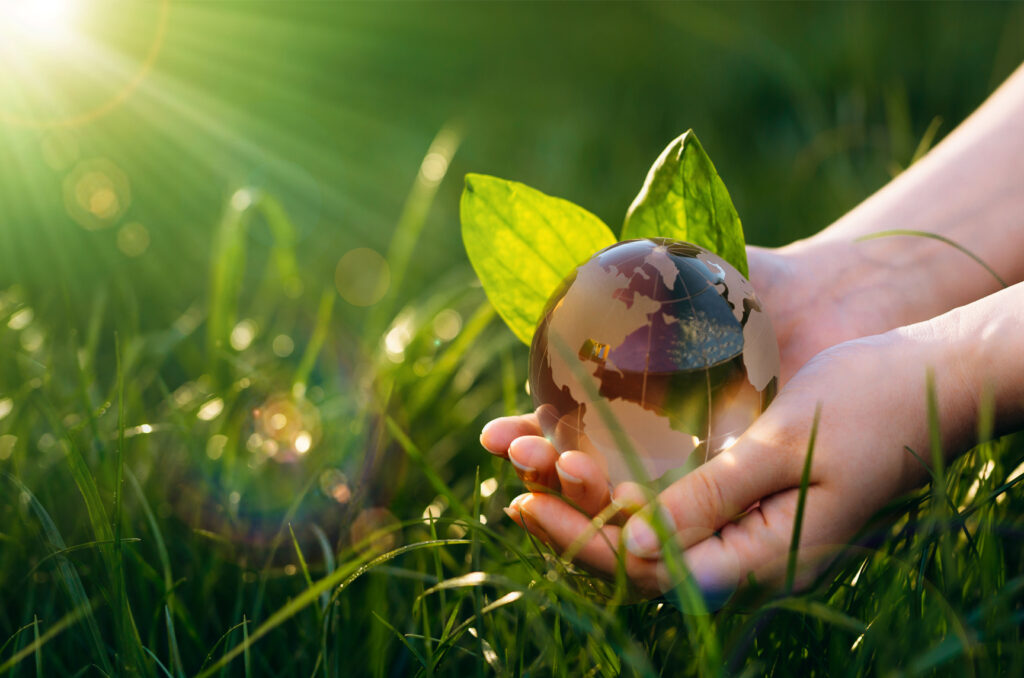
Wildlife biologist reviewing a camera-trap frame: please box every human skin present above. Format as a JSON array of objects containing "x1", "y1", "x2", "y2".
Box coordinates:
[{"x1": 481, "y1": 63, "x2": 1024, "y2": 596}]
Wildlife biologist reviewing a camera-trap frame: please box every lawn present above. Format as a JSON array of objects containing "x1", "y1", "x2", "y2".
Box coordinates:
[{"x1": 1, "y1": 2, "x2": 1023, "y2": 676}]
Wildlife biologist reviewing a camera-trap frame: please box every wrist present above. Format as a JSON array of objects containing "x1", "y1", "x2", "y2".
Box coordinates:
[
  {"x1": 939, "y1": 284, "x2": 1024, "y2": 443},
  {"x1": 890, "y1": 283, "x2": 1024, "y2": 461},
  {"x1": 751, "y1": 237, "x2": 930, "y2": 374}
]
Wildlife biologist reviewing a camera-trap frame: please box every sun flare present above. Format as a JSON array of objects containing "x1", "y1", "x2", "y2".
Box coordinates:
[{"x1": 0, "y1": 0, "x2": 78, "y2": 46}]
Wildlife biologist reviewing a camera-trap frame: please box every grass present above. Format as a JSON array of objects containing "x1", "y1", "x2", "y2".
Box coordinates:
[
  {"x1": 2, "y1": 5, "x2": 1024, "y2": 673},
  {"x1": 2, "y1": 157, "x2": 1024, "y2": 677}
]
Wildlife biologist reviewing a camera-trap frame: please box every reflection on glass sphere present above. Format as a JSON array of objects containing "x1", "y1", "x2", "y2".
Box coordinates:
[{"x1": 529, "y1": 238, "x2": 779, "y2": 486}]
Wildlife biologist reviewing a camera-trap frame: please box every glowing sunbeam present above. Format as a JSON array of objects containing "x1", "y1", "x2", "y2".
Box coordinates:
[
  {"x1": 0, "y1": 0, "x2": 77, "y2": 45},
  {"x1": 0, "y1": 0, "x2": 169, "y2": 129}
]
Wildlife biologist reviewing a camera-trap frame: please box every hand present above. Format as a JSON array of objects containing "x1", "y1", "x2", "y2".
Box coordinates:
[
  {"x1": 481, "y1": 243, "x2": 912, "y2": 504},
  {"x1": 495, "y1": 322, "x2": 977, "y2": 597},
  {"x1": 485, "y1": 63, "x2": 1024, "y2": 596}
]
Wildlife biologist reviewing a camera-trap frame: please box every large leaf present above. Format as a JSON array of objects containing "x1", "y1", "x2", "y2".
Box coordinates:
[
  {"x1": 622, "y1": 130, "x2": 748, "y2": 277},
  {"x1": 461, "y1": 174, "x2": 617, "y2": 345}
]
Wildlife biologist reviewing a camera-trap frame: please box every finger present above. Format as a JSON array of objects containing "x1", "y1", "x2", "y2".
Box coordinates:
[
  {"x1": 623, "y1": 432, "x2": 802, "y2": 558},
  {"x1": 612, "y1": 482, "x2": 653, "y2": 515},
  {"x1": 508, "y1": 435, "x2": 560, "y2": 490},
  {"x1": 505, "y1": 493, "x2": 663, "y2": 596},
  {"x1": 504, "y1": 493, "x2": 619, "y2": 576},
  {"x1": 480, "y1": 413, "x2": 541, "y2": 457},
  {"x1": 655, "y1": 485, "x2": 846, "y2": 596},
  {"x1": 555, "y1": 451, "x2": 610, "y2": 516}
]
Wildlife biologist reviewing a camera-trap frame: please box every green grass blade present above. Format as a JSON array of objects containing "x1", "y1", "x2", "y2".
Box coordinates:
[
  {"x1": 198, "y1": 540, "x2": 468, "y2": 678},
  {"x1": 386, "y1": 417, "x2": 470, "y2": 521},
  {"x1": 288, "y1": 524, "x2": 315, "y2": 591},
  {"x1": 127, "y1": 470, "x2": 189, "y2": 675},
  {"x1": 856, "y1": 229, "x2": 1007, "y2": 289},
  {"x1": 164, "y1": 605, "x2": 185, "y2": 678},
  {"x1": 23, "y1": 538, "x2": 141, "y2": 581},
  {"x1": 369, "y1": 124, "x2": 461, "y2": 341},
  {"x1": 114, "y1": 334, "x2": 129, "y2": 673},
  {"x1": 766, "y1": 599, "x2": 866, "y2": 634},
  {"x1": 909, "y1": 116, "x2": 943, "y2": 166},
  {"x1": 206, "y1": 194, "x2": 252, "y2": 383},
  {"x1": 141, "y1": 646, "x2": 177, "y2": 678},
  {"x1": 242, "y1": 616, "x2": 252, "y2": 678},
  {"x1": 293, "y1": 288, "x2": 335, "y2": 393},
  {"x1": 2, "y1": 473, "x2": 112, "y2": 675},
  {"x1": 786, "y1": 401, "x2": 822, "y2": 593},
  {"x1": 0, "y1": 601, "x2": 96, "y2": 675},
  {"x1": 371, "y1": 612, "x2": 429, "y2": 671},
  {"x1": 33, "y1": 614, "x2": 41, "y2": 678}
]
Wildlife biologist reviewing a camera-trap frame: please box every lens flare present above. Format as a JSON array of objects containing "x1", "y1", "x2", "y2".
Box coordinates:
[
  {"x1": 335, "y1": 248, "x2": 390, "y2": 307},
  {"x1": 0, "y1": 0, "x2": 77, "y2": 45},
  {"x1": 63, "y1": 158, "x2": 131, "y2": 230},
  {"x1": 251, "y1": 393, "x2": 321, "y2": 463},
  {"x1": 0, "y1": 0, "x2": 170, "y2": 129},
  {"x1": 117, "y1": 222, "x2": 150, "y2": 257}
]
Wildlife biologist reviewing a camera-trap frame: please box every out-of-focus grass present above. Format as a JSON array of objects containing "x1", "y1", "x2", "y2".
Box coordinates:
[{"x1": 1, "y1": 3, "x2": 1024, "y2": 676}]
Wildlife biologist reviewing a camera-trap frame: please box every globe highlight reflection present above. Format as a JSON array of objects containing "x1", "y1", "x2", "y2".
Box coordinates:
[{"x1": 529, "y1": 238, "x2": 780, "y2": 486}]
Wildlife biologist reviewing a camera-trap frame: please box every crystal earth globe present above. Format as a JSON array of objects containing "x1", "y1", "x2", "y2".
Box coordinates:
[{"x1": 529, "y1": 238, "x2": 780, "y2": 486}]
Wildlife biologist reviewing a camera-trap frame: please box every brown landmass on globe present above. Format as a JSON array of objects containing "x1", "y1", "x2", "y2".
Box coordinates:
[{"x1": 529, "y1": 238, "x2": 779, "y2": 485}]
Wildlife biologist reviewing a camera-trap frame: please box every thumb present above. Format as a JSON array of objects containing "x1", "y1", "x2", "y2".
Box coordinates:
[{"x1": 623, "y1": 430, "x2": 801, "y2": 559}]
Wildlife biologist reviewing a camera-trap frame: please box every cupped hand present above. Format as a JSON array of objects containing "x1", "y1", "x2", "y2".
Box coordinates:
[
  {"x1": 481, "y1": 244, "x2": 905, "y2": 504},
  {"x1": 487, "y1": 320, "x2": 974, "y2": 597}
]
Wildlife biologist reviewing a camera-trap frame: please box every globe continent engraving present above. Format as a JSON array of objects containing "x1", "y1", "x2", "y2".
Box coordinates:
[{"x1": 528, "y1": 238, "x2": 780, "y2": 486}]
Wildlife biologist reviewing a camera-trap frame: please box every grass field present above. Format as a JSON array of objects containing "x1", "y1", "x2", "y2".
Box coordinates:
[{"x1": 2, "y1": 3, "x2": 1024, "y2": 676}]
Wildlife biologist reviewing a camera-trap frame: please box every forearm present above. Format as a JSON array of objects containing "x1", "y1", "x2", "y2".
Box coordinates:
[
  {"x1": 788, "y1": 63, "x2": 1024, "y2": 333},
  {"x1": 895, "y1": 281, "x2": 1024, "y2": 462}
]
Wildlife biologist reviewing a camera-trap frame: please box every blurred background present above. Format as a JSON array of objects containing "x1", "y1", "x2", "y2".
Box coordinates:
[
  {"x1": 1, "y1": 2, "x2": 1023, "y2": 673},
  {"x1": 3, "y1": 2, "x2": 1022, "y2": 319}
]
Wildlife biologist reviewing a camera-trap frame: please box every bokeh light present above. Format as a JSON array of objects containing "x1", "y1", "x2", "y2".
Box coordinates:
[
  {"x1": 479, "y1": 477, "x2": 498, "y2": 499},
  {"x1": 250, "y1": 393, "x2": 321, "y2": 463},
  {"x1": 196, "y1": 397, "x2": 224, "y2": 422},
  {"x1": 206, "y1": 434, "x2": 228, "y2": 461},
  {"x1": 384, "y1": 319, "x2": 412, "y2": 363},
  {"x1": 271, "y1": 334, "x2": 294, "y2": 358},
  {"x1": 230, "y1": 319, "x2": 258, "y2": 351},
  {"x1": 335, "y1": 247, "x2": 390, "y2": 307},
  {"x1": 432, "y1": 308, "x2": 462, "y2": 341},
  {"x1": 319, "y1": 469, "x2": 352, "y2": 505},
  {"x1": 117, "y1": 222, "x2": 150, "y2": 257},
  {"x1": 7, "y1": 308, "x2": 33, "y2": 330},
  {"x1": 63, "y1": 158, "x2": 131, "y2": 230},
  {"x1": 230, "y1": 188, "x2": 255, "y2": 212}
]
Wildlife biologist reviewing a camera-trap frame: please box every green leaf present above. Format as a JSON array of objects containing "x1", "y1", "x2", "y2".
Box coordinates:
[
  {"x1": 461, "y1": 174, "x2": 617, "y2": 345},
  {"x1": 622, "y1": 130, "x2": 749, "y2": 277}
]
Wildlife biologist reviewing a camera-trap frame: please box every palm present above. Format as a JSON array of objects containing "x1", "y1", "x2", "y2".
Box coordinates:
[{"x1": 482, "y1": 246, "x2": 850, "y2": 503}]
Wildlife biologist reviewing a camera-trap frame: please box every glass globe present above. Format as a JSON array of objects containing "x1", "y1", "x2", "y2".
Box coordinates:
[{"x1": 529, "y1": 238, "x2": 780, "y2": 486}]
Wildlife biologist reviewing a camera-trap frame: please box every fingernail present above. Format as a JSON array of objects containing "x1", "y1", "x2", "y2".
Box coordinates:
[
  {"x1": 505, "y1": 495, "x2": 534, "y2": 524},
  {"x1": 509, "y1": 493, "x2": 532, "y2": 510},
  {"x1": 508, "y1": 454, "x2": 536, "y2": 475},
  {"x1": 625, "y1": 506, "x2": 675, "y2": 558},
  {"x1": 555, "y1": 455, "x2": 582, "y2": 484},
  {"x1": 479, "y1": 421, "x2": 499, "y2": 453}
]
